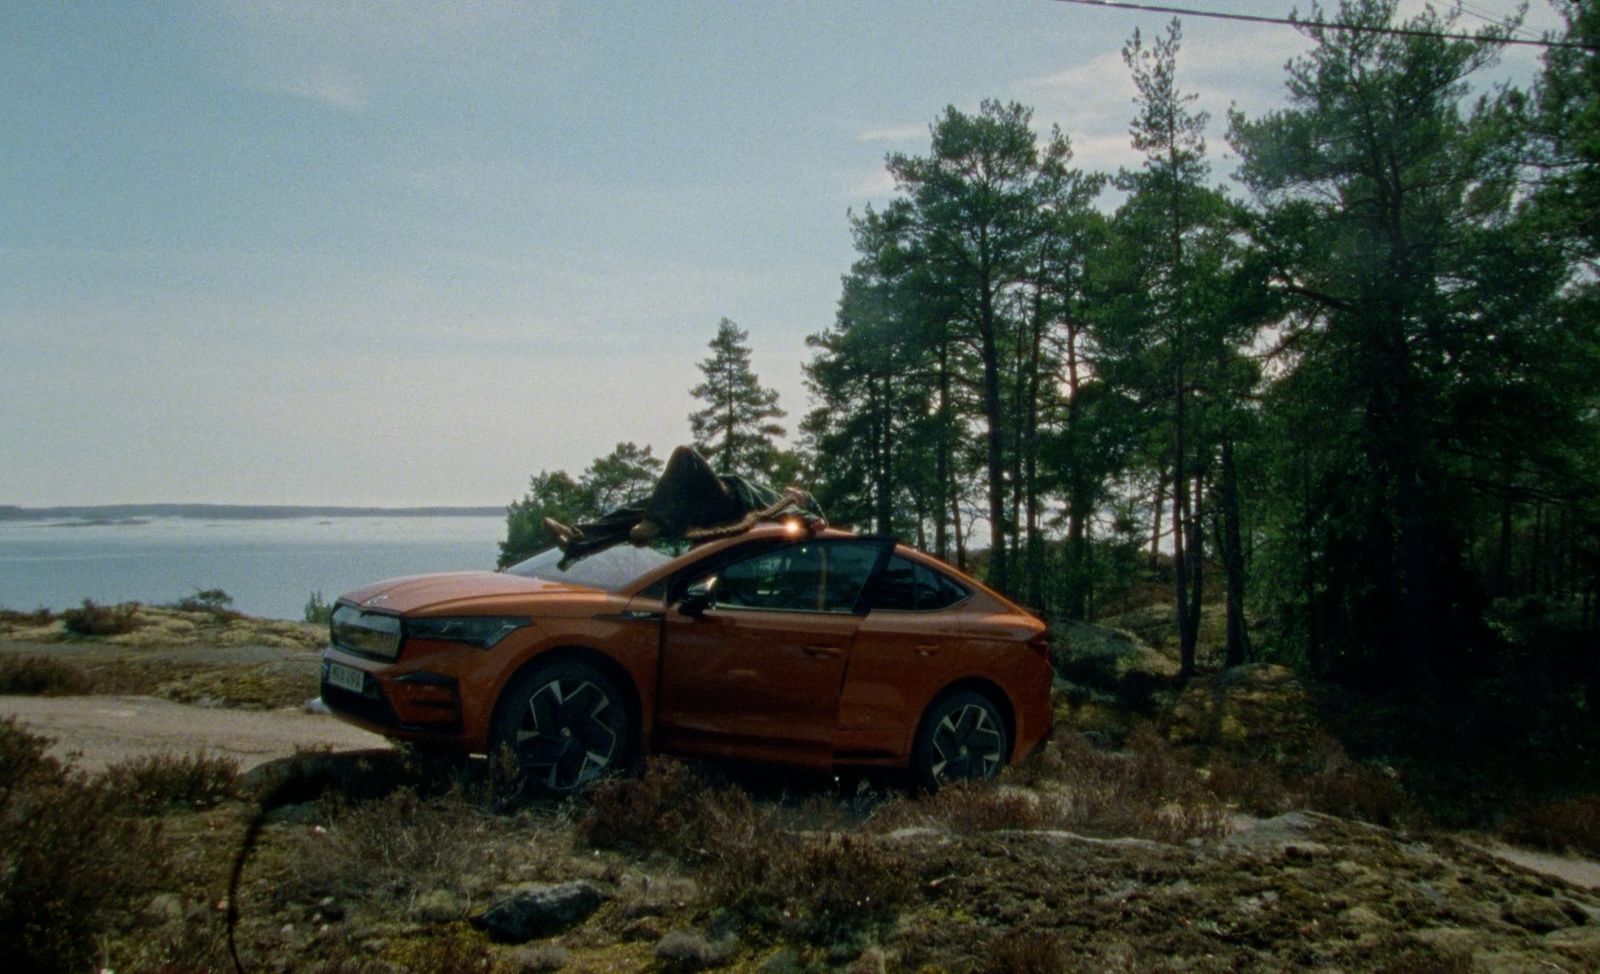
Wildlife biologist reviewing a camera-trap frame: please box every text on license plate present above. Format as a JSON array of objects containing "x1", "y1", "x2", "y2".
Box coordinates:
[{"x1": 326, "y1": 661, "x2": 366, "y2": 693}]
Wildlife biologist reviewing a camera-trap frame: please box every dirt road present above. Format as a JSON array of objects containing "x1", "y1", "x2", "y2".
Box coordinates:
[{"x1": 0, "y1": 694, "x2": 391, "y2": 771}]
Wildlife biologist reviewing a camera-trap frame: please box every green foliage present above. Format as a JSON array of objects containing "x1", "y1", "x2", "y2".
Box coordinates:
[
  {"x1": 1227, "y1": 0, "x2": 1589, "y2": 686},
  {"x1": 60, "y1": 598, "x2": 141, "y2": 636},
  {"x1": 498, "y1": 442, "x2": 665, "y2": 567},
  {"x1": 303, "y1": 589, "x2": 334, "y2": 624},
  {"x1": 689, "y1": 318, "x2": 787, "y2": 478}
]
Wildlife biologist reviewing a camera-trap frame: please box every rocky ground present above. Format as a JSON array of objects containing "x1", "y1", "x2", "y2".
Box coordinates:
[{"x1": 4, "y1": 605, "x2": 1600, "y2": 973}]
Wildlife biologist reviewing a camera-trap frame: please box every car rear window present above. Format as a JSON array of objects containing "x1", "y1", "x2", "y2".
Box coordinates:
[{"x1": 872, "y1": 555, "x2": 969, "y2": 611}]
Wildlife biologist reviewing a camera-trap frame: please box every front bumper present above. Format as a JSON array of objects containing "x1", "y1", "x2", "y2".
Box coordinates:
[{"x1": 319, "y1": 649, "x2": 465, "y2": 738}]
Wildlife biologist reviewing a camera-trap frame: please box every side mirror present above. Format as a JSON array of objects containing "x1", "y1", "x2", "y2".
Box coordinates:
[
  {"x1": 678, "y1": 578, "x2": 715, "y2": 619},
  {"x1": 678, "y1": 592, "x2": 712, "y2": 619}
]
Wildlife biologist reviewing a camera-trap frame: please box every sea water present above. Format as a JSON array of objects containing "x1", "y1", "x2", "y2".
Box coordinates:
[{"x1": 0, "y1": 516, "x2": 506, "y2": 621}]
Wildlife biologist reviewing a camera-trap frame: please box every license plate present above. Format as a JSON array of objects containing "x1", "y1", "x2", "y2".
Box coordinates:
[{"x1": 326, "y1": 661, "x2": 366, "y2": 694}]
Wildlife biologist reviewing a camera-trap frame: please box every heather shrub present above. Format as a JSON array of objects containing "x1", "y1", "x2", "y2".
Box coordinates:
[
  {"x1": 870, "y1": 780, "x2": 1047, "y2": 834},
  {"x1": 0, "y1": 606, "x2": 54, "y2": 625},
  {"x1": 1298, "y1": 735, "x2": 1416, "y2": 828},
  {"x1": 0, "y1": 719, "x2": 161, "y2": 974},
  {"x1": 1502, "y1": 793, "x2": 1600, "y2": 857},
  {"x1": 0, "y1": 654, "x2": 93, "y2": 695},
  {"x1": 582, "y1": 759, "x2": 914, "y2": 942},
  {"x1": 1003, "y1": 728, "x2": 1231, "y2": 841},
  {"x1": 278, "y1": 786, "x2": 557, "y2": 918},
  {"x1": 699, "y1": 829, "x2": 914, "y2": 943},
  {"x1": 102, "y1": 751, "x2": 240, "y2": 814},
  {"x1": 60, "y1": 599, "x2": 141, "y2": 636},
  {"x1": 983, "y1": 929, "x2": 1068, "y2": 974}
]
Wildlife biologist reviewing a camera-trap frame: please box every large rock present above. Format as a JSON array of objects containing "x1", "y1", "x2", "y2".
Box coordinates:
[
  {"x1": 472, "y1": 881, "x2": 608, "y2": 943},
  {"x1": 1052, "y1": 618, "x2": 1181, "y2": 685},
  {"x1": 1164, "y1": 663, "x2": 1325, "y2": 767}
]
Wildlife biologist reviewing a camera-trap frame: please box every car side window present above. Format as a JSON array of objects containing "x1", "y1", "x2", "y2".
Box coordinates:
[
  {"x1": 715, "y1": 543, "x2": 824, "y2": 612},
  {"x1": 820, "y1": 541, "x2": 884, "y2": 613},
  {"x1": 872, "y1": 555, "x2": 969, "y2": 611},
  {"x1": 705, "y1": 540, "x2": 884, "y2": 614}
]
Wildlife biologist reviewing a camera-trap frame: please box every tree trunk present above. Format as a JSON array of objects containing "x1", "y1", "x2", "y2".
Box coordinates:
[
  {"x1": 979, "y1": 268, "x2": 1010, "y2": 593},
  {"x1": 934, "y1": 339, "x2": 951, "y2": 561},
  {"x1": 1150, "y1": 470, "x2": 1167, "y2": 567},
  {"x1": 1218, "y1": 436, "x2": 1250, "y2": 667},
  {"x1": 1173, "y1": 355, "x2": 1196, "y2": 677}
]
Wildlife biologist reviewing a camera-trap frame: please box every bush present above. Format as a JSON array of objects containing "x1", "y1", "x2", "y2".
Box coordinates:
[
  {"x1": 60, "y1": 599, "x2": 141, "y2": 636},
  {"x1": 172, "y1": 588, "x2": 242, "y2": 619},
  {"x1": 0, "y1": 654, "x2": 93, "y2": 696},
  {"x1": 581, "y1": 757, "x2": 732, "y2": 856},
  {"x1": 1503, "y1": 793, "x2": 1600, "y2": 857},
  {"x1": 0, "y1": 607, "x2": 54, "y2": 626},
  {"x1": 870, "y1": 780, "x2": 1047, "y2": 835},
  {"x1": 102, "y1": 752, "x2": 240, "y2": 814},
  {"x1": 983, "y1": 929, "x2": 1067, "y2": 974},
  {"x1": 1000, "y1": 727, "x2": 1231, "y2": 842},
  {"x1": 278, "y1": 787, "x2": 535, "y2": 915},
  {"x1": 303, "y1": 590, "x2": 335, "y2": 625},
  {"x1": 0, "y1": 718, "x2": 162, "y2": 974}
]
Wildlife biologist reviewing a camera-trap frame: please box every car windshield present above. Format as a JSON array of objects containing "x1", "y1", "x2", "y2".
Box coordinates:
[{"x1": 503, "y1": 542, "x2": 681, "y2": 592}]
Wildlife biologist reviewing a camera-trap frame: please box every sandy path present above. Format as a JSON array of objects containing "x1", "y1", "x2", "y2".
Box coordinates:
[{"x1": 0, "y1": 694, "x2": 391, "y2": 771}]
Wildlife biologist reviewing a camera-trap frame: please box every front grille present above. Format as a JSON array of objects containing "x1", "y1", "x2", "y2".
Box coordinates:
[{"x1": 330, "y1": 604, "x2": 402, "y2": 661}]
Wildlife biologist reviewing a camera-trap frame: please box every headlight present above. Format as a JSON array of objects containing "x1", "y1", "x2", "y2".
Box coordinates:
[{"x1": 404, "y1": 616, "x2": 530, "y2": 649}]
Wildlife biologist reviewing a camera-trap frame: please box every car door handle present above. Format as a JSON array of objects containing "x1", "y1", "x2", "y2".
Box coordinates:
[
  {"x1": 803, "y1": 645, "x2": 843, "y2": 659},
  {"x1": 915, "y1": 645, "x2": 939, "y2": 658}
]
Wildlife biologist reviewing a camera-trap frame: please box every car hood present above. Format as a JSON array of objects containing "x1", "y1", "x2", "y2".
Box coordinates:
[{"x1": 339, "y1": 571, "x2": 597, "y2": 615}]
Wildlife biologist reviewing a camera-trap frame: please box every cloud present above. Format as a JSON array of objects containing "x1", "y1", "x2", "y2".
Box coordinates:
[
  {"x1": 195, "y1": 0, "x2": 564, "y2": 110},
  {"x1": 274, "y1": 70, "x2": 371, "y2": 111},
  {"x1": 839, "y1": 166, "x2": 898, "y2": 201},
  {"x1": 855, "y1": 123, "x2": 927, "y2": 143}
]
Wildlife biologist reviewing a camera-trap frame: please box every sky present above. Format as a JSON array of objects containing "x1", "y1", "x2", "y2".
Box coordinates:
[{"x1": 1, "y1": 0, "x2": 1565, "y2": 507}]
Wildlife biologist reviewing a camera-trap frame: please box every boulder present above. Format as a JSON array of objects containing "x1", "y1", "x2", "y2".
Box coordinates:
[
  {"x1": 1052, "y1": 618, "x2": 1181, "y2": 685},
  {"x1": 472, "y1": 881, "x2": 608, "y2": 943},
  {"x1": 1164, "y1": 663, "x2": 1326, "y2": 768}
]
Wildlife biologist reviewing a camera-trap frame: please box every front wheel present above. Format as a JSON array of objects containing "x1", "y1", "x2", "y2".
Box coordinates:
[
  {"x1": 911, "y1": 691, "x2": 1009, "y2": 791},
  {"x1": 491, "y1": 660, "x2": 630, "y2": 795}
]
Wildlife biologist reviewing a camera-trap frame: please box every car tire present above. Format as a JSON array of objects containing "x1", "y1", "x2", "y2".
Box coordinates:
[
  {"x1": 911, "y1": 691, "x2": 1009, "y2": 791},
  {"x1": 491, "y1": 660, "x2": 630, "y2": 795}
]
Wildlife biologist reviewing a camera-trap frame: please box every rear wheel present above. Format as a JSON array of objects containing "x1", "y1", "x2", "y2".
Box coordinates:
[
  {"x1": 911, "y1": 691, "x2": 1008, "y2": 791},
  {"x1": 491, "y1": 660, "x2": 630, "y2": 795}
]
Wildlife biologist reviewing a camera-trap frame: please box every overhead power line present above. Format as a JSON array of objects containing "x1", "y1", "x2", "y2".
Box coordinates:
[{"x1": 1046, "y1": 0, "x2": 1598, "y2": 51}]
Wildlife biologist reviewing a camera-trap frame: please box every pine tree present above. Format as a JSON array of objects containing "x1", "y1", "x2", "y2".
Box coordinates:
[{"x1": 689, "y1": 318, "x2": 787, "y2": 476}]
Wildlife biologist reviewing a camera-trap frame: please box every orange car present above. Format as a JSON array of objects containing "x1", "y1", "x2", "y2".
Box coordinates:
[{"x1": 319, "y1": 523, "x2": 1052, "y2": 792}]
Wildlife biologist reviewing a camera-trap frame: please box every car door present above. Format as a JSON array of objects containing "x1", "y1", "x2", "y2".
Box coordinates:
[
  {"x1": 836, "y1": 552, "x2": 975, "y2": 760},
  {"x1": 656, "y1": 539, "x2": 886, "y2": 768}
]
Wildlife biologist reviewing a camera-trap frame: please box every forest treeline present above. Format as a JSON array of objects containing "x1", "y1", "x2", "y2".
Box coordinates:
[{"x1": 505, "y1": 1, "x2": 1599, "y2": 696}]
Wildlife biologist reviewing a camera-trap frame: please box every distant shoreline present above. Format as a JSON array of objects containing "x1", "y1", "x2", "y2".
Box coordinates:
[{"x1": 0, "y1": 504, "x2": 504, "y2": 522}]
